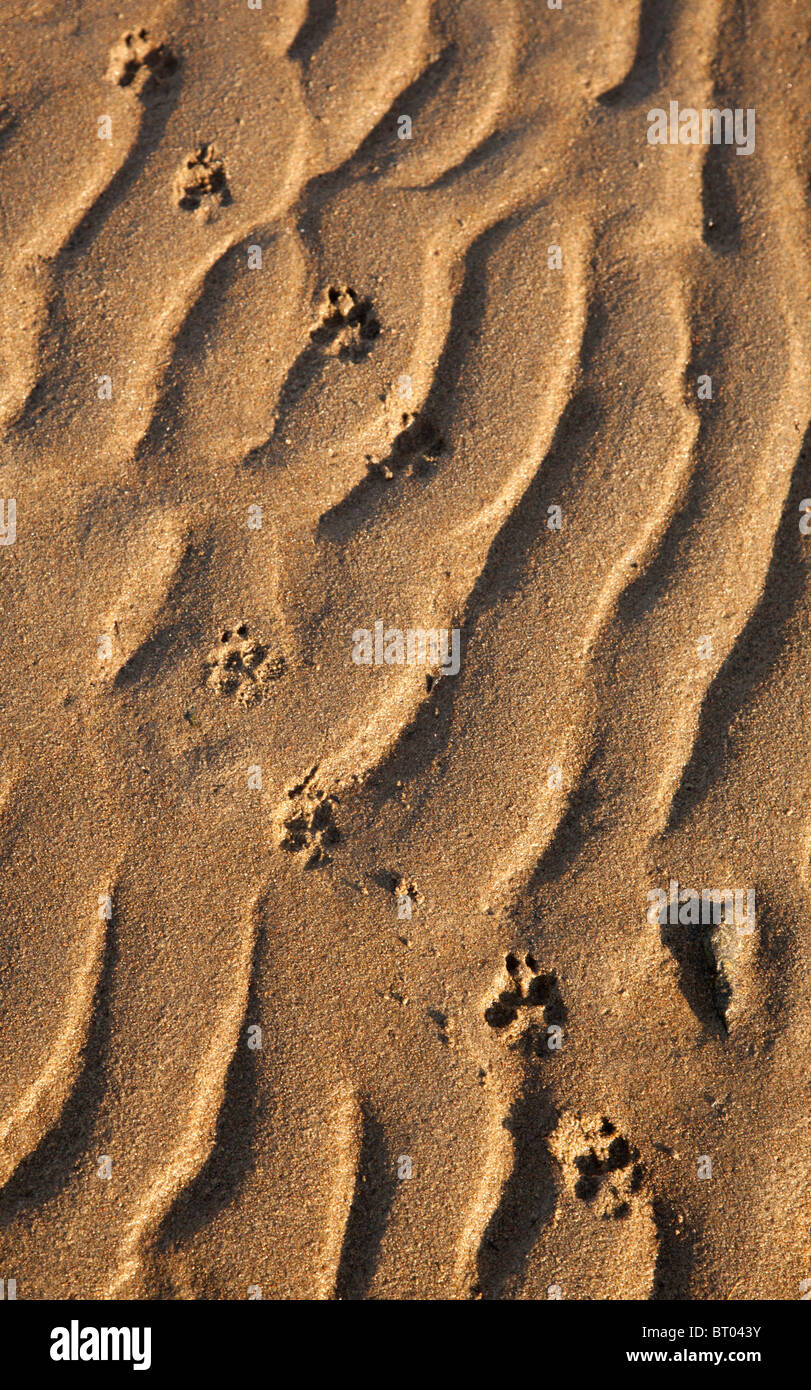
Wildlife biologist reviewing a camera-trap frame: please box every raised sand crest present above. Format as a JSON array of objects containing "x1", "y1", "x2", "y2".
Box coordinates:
[{"x1": 0, "y1": 0, "x2": 809, "y2": 1300}]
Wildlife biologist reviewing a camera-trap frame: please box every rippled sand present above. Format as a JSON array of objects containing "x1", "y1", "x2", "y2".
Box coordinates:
[{"x1": 0, "y1": 0, "x2": 808, "y2": 1299}]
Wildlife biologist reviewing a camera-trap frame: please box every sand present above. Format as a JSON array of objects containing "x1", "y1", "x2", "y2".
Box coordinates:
[{"x1": 0, "y1": 0, "x2": 808, "y2": 1301}]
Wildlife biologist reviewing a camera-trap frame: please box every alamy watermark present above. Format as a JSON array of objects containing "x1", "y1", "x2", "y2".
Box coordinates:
[
  {"x1": 647, "y1": 880, "x2": 755, "y2": 932},
  {"x1": 647, "y1": 102, "x2": 755, "y2": 156},
  {"x1": 50, "y1": 1322, "x2": 151, "y2": 1370},
  {"x1": 0, "y1": 499, "x2": 16, "y2": 545},
  {"x1": 352, "y1": 621, "x2": 461, "y2": 676}
]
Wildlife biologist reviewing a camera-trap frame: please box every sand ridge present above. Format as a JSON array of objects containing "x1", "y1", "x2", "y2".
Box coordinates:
[{"x1": 0, "y1": 0, "x2": 809, "y2": 1299}]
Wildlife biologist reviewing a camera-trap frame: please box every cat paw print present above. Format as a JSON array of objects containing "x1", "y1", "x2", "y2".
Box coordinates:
[
  {"x1": 205, "y1": 625, "x2": 285, "y2": 705},
  {"x1": 309, "y1": 286, "x2": 380, "y2": 362},
  {"x1": 366, "y1": 412, "x2": 445, "y2": 482},
  {"x1": 281, "y1": 777, "x2": 340, "y2": 866},
  {"x1": 550, "y1": 1113, "x2": 645, "y2": 1219},
  {"x1": 106, "y1": 28, "x2": 177, "y2": 90},
  {"x1": 391, "y1": 873, "x2": 422, "y2": 912},
  {"x1": 175, "y1": 144, "x2": 230, "y2": 212},
  {"x1": 484, "y1": 952, "x2": 565, "y2": 1056}
]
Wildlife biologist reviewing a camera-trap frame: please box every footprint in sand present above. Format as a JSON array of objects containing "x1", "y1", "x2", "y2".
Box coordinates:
[
  {"x1": 280, "y1": 776, "x2": 341, "y2": 867},
  {"x1": 106, "y1": 28, "x2": 177, "y2": 91},
  {"x1": 484, "y1": 951, "x2": 566, "y2": 1057},
  {"x1": 205, "y1": 625, "x2": 285, "y2": 705},
  {"x1": 365, "y1": 411, "x2": 445, "y2": 482},
  {"x1": 309, "y1": 286, "x2": 381, "y2": 362},
  {"x1": 549, "y1": 1112, "x2": 646, "y2": 1220},
  {"x1": 175, "y1": 145, "x2": 230, "y2": 213}
]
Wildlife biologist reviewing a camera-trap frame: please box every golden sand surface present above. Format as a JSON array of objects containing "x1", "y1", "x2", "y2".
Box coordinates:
[{"x1": 0, "y1": 0, "x2": 808, "y2": 1299}]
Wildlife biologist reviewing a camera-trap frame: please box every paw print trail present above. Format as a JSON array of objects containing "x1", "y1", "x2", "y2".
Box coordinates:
[{"x1": 0, "y1": 0, "x2": 807, "y2": 1303}]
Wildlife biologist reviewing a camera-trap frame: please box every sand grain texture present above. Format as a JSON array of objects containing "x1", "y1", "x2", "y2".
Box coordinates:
[{"x1": 0, "y1": 0, "x2": 809, "y2": 1300}]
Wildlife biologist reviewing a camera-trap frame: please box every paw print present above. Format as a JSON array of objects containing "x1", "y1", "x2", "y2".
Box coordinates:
[
  {"x1": 281, "y1": 784, "x2": 340, "y2": 866},
  {"x1": 175, "y1": 144, "x2": 230, "y2": 212},
  {"x1": 309, "y1": 285, "x2": 380, "y2": 362},
  {"x1": 550, "y1": 1113, "x2": 645, "y2": 1219},
  {"x1": 106, "y1": 28, "x2": 177, "y2": 90},
  {"x1": 205, "y1": 625, "x2": 285, "y2": 705},
  {"x1": 484, "y1": 951, "x2": 564, "y2": 1054},
  {"x1": 366, "y1": 412, "x2": 445, "y2": 482}
]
